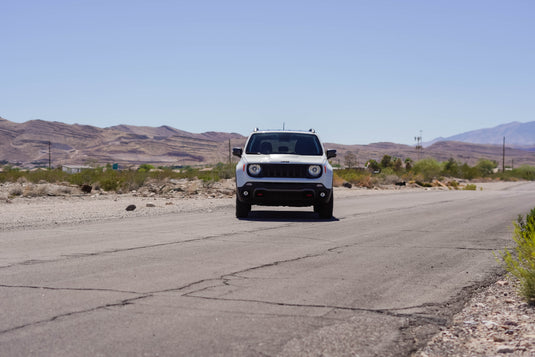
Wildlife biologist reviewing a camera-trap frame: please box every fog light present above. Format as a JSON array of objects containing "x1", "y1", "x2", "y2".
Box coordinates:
[
  {"x1": 243, "y1": 191, "x2": 249, "y2": 196},
  {"x1": 320, "y1": 192, "x2": 326, "y2": 198}
]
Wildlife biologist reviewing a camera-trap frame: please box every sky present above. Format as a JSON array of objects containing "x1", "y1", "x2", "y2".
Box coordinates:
[{"x1": 1, "y1": 0, "x2": 534, "y2": 145}]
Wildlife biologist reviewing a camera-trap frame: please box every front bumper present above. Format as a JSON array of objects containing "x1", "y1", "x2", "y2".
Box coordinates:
[{"x1": 236, "y1": 182, "x2": 332, "y2": 207}]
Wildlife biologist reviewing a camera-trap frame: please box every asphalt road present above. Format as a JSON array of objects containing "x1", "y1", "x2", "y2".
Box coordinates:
[{"x1": 1, "y1": 183, "x2": 535, "y2": 356}]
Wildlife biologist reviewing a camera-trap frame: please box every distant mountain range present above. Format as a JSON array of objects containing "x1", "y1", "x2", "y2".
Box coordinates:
[
  {"x1": 0, "y1": 117, "x2": 244, "y2": 167},
  {"x1": 427, "y1": 121, "x2": 535, "y2": 149},
  {"x1": 1, "y1": 117, "x2": 534, "y2": 167}
]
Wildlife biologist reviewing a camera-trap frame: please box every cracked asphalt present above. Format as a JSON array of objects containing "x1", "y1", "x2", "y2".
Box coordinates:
[{"x1": 1, "y1": 183, "x2": 535, "y2": 356}]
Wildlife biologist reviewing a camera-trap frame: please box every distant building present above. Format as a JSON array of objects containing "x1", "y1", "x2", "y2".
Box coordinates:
[{"x1": 62, "y1": 165, "x2": 92, "y2": 174}]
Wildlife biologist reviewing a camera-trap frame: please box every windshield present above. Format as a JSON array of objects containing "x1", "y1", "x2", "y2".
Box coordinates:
[{"x1": 245, "y1": 133, "x2": 323, "y2": 156}]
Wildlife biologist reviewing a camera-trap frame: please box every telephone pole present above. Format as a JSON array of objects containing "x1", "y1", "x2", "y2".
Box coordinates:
[
  {"x1": 228, "y1": 139, "x2": 231, "y2": 165},
  {"x1": 48, "y1": 141, "x2": 51, "y2": 170},
  {"x1": 502, "y1": 136, "x2": 505, "y2": 173}
]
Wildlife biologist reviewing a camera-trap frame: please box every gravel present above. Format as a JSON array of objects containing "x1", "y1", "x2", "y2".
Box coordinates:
[{"x1": 416, "y1": 278, "x2": 535, "y2": 356}]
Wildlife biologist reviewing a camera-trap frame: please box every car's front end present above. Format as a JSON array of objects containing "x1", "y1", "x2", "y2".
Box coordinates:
[
  {"x1": 235, "y1": 155, "x2": 333, "y2": 207},
  {"x1": 233, "y1": 130, "x2": 336, "y2": 218}
]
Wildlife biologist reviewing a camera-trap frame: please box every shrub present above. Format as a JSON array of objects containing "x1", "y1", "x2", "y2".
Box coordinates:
[
  {"x1": 459, "y1": 163, "x2": 478, "y2": 180},
  {"x1": 9, "y1": 185, "x2": 23, "y2": 197},
  {"x1": 447, "y1": 180, "x2": 459, "y2": 189},
  {"x1": 513, "y1": 165, "x2": 535, "y2": 181},
  {"x1": 498, "y1": 208, "x2": 535, "y2": 305},
  {"x1": 442, "y1": 158, "x2": 461, "y2": 177},
  {"x1": 374, "y1": 168, "x2": 402, "y2": 185},
  {"x1": 100, "y1": 178, "x2": 120, "y2": 192},
  {"x1": 464, "y1": 184, "x2": 477, "y2": 191},
  {"x1": 334, "y1": 169, "x2": 372, "y2": 188},
  {"x1": 412, "y1": 158, "x2": 441, "y2": 181},
  {"x1": 380, "y1": 155, "x2": 392, "y2": 169},
  {"x1": 332, "y1": 174, "x2": 345, "y2": 187},
  {"x1": 475, "y1": 159, "x2": 497, "y2": 177},
  {"x1": 366, "y1": 160, "x2": 380, "y2": 172},
  {"x1": 138, "y1": 164, "x2": 155, "y2": 173}
]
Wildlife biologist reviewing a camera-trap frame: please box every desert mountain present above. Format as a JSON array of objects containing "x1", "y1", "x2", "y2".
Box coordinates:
[
  {"x1": 428, "y1": 121, "x2": 535, "y2": 149},
  {"x1": 0, "y1": 117, "x2": 245, "y2": 167},
  {"x1": 327, "y1": 141, "x2": 535, "y2": 168},
  {"x1": 1, "y1": 117, "x2": 534, "y2": 168}
]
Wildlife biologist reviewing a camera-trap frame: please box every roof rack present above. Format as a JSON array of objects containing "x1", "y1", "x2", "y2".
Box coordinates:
[{"x1": 252, "y1": 128, "x2": 317, "y2": 133}]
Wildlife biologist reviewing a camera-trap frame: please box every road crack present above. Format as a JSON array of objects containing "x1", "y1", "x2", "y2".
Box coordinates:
[
  {"x1": 0, "y1": 223, "x2": 299, "y2": 270},
  {"x1": 0, "y1": 294, "x2": 151, "y2": 335},
  {"x1": 0, "y1": 283, "x2": 141, "y2": 295}
]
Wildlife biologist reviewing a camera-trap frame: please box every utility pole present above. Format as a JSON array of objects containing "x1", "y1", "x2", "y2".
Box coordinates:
[
  {"x1": 502, "y1": 136, "x2": 505, "y2": 173},
  {"x1": 228, "y1": 139, "x2": 231, "y2": 165},
  {"x1": 48, "y1": 141, "x2": 51, "y2": 170}
]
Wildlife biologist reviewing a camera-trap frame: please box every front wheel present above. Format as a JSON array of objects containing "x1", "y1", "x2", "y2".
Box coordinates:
[
  {"x1": 315, "y1": 195, "x2": 333, "y2": 219},
  {"x1": 236, "y1": 196, "x2": 251, "y2": 218}
]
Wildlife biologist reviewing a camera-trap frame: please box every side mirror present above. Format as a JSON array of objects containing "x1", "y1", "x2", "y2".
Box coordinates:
[
  {"x1": 232, "y1": 147, "x2": 243, "y2": 158},
  {"x1": 326, "y1": 149, "x2": 337, "y2": 159}
]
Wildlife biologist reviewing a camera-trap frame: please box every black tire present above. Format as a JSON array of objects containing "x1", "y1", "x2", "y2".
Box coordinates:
[
  {"x1": 316, "y1": 195, "x2": 333, "y2": 219},
  {"x1": 236, "y1": 196, "x2": 251, "y2": 218}
]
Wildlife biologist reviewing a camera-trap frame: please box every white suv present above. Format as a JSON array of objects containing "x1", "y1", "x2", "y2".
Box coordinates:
[{"x1": 233, "y1": 129, "x2": 337, "y2": 219}]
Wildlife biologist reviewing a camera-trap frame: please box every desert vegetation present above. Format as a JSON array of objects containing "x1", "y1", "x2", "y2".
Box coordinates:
[
  {"x1": 498, "y1": 208, "x2": 535, "y2": 305},
  {"x1": 0, "y1": 163, "x2": 235, "y2": 196},
  {"x1": 1, "y1": 157, "x2": 534, "y2": 196},
  {"x1": 334, "y1": 156, "x2": 535, "y2": 189}
]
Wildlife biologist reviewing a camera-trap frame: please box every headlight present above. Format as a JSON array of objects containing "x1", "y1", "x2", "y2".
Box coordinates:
[
  {"x1": 248, "y1": 164, "x2": 262, "y2": 176},
  {"x1": 308, "y1": 165, "x2": 322, "y2": 177}
]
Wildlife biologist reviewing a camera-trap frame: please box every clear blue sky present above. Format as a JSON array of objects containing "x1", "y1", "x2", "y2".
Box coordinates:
[{"x1": 1, "y1": 0, "x2": 533, "y2": 145}]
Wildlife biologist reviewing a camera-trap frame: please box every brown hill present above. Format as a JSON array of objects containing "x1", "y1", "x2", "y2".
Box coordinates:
[
  {"x1": 329, "y1": 141, "x2": 535, "y2": 168},
  {"x1": 1, "y1": 117, "x2": 534, "y2": 168},
  {"x1": 0, "y1": 118, "x2": 246, "y2": 167}
]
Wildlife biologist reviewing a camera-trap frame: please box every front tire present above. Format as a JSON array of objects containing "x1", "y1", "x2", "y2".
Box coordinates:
[
  {"x1": 236, "y1": 196, "x2": 251, "y2": 218},
  {"x1": 315, "y1": 195, "x2": 333, "y2": 219}
]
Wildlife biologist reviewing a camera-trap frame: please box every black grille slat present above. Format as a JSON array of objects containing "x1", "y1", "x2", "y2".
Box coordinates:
[{"x1": 257, "y1": 164, "x2": 318, "y2": 178}]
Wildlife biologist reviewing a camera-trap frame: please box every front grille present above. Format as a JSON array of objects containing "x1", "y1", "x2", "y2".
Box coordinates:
[{"x1": 255, "y1": 164, "x2": 319, "y2": 178}]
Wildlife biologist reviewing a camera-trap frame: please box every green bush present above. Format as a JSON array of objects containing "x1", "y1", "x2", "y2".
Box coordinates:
[
  {"x1": 459, "y1": 163, "x2": 479, "y2": 180},
  {"x1": 513, "y1": 165, "x2": 535, "y2": 181},
  {"x1": 498, "y1": 208, "x2": 535, "y2": 305},
  {"x1": 475, "y1": 159, "x2": 497, "y2": 177},
  {"x1": 464, "y1": 184, "x2": 477, "y2": 191},
  {"x1": 138, "y1": 164, "x2": 155, "y2": 173},
  {"x1": 441, "y1": 158, "x2": 461, "y2": 177},
  {"x1": 334, "y1": 169, "x2": 372, "y2": 187},
  {"x1": 412, "y1": 158, "x2": 441, "y2": 181}
]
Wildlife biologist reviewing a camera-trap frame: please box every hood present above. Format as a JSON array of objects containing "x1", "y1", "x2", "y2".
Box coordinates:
[{"x1": 244, "y1": 154, "x2": 326, "y2": 165}]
